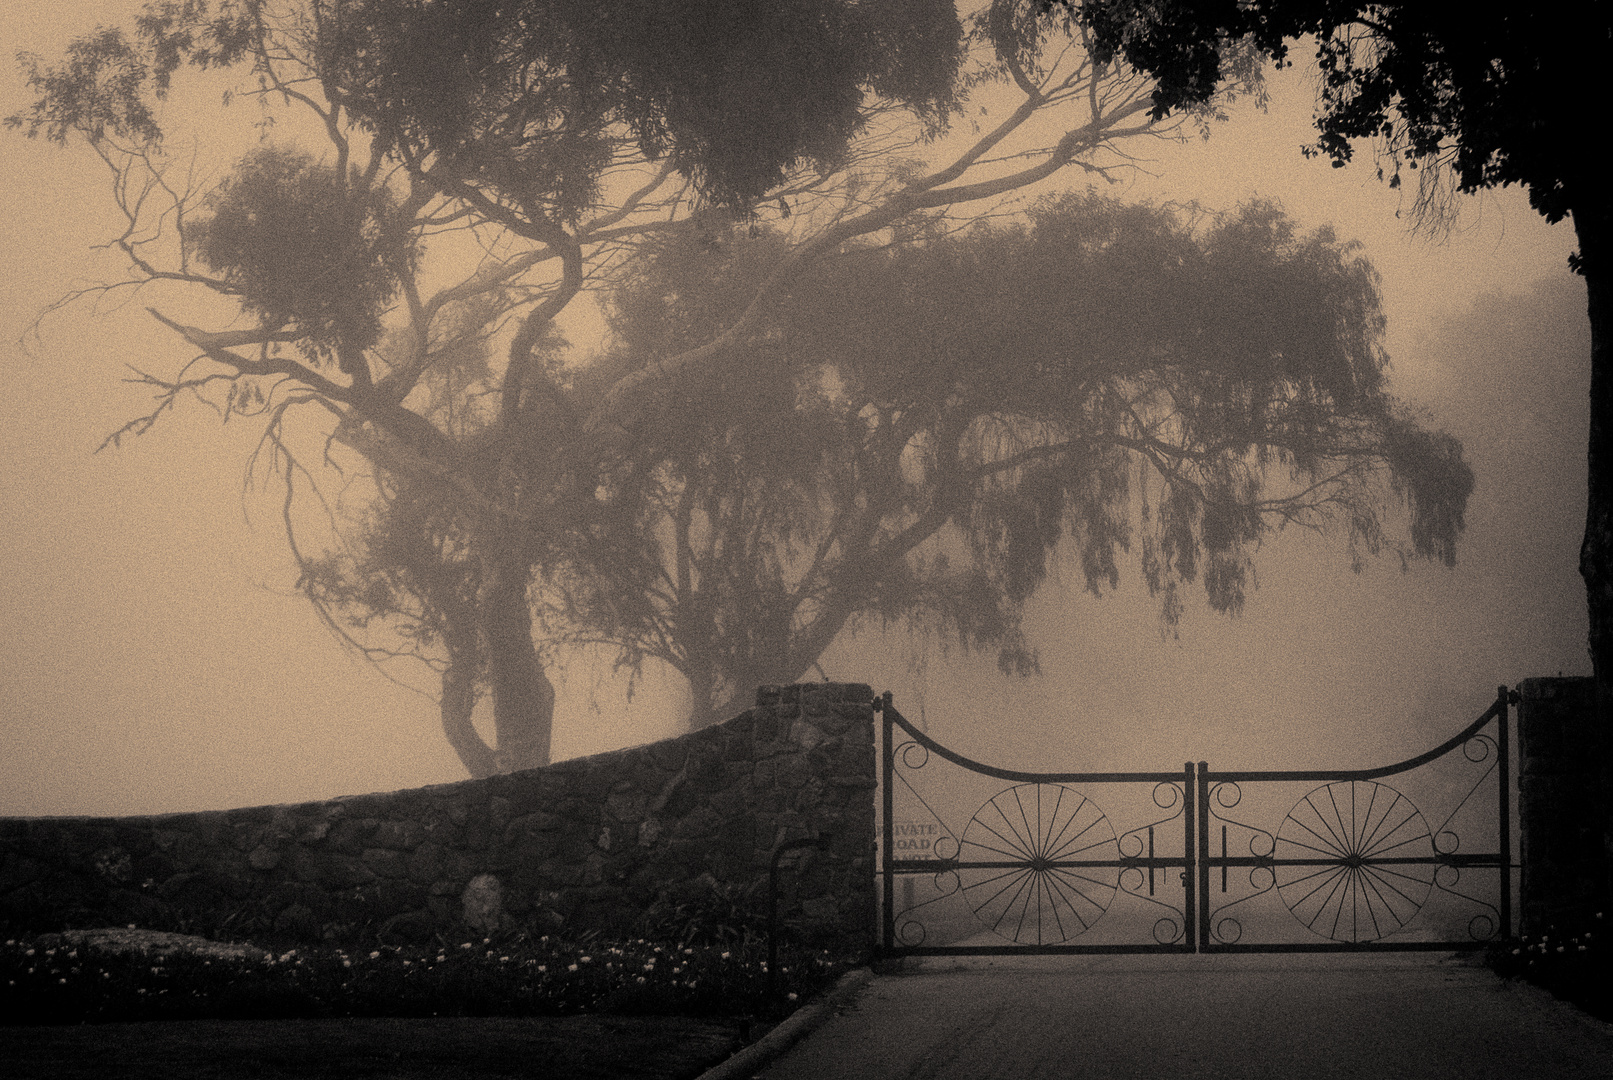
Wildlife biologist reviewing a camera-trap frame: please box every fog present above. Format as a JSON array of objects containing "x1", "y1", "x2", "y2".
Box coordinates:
[{"x1": 0, "y1": 3, "x2": 1587, "y2": 816}]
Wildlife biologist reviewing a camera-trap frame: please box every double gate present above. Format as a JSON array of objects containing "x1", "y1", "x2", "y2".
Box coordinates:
[{"x1": 879, "y1": 688, "x2": 1513, "y2": 954}]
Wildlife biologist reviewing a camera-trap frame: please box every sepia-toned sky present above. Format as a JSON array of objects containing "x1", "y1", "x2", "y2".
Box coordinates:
[{"x1": 0, "y1": 2, "x2": 1588, "y2": 817}]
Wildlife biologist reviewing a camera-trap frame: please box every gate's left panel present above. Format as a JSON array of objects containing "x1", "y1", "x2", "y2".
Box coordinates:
[{"x1": 878, "y1": 697, "x2": 1196, "y2": 956}]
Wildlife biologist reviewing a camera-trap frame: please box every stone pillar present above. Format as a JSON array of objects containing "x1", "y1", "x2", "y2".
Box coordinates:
[
  {"x1": 1517, "y1": 676, "x2": 1605, "y2": 935},
  {"x1": 752, "y1": 683, "x2": 878, "y2": 953}
]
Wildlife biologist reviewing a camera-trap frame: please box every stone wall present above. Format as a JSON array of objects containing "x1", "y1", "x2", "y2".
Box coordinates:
[
  {"x1": 0, "y1": 684, "x2": 878, "y2": 954},
  {"x1": 1517, "y1": 676, "x2": 1607, "y2": 935}
]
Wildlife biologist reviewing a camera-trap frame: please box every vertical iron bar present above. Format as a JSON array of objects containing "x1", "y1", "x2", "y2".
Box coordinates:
[
  {"x1": 1198, "y1": 762, "x2": 1211, "y2": 950},
  {"x1": 1183, "y1": 762, "x2": 1196, "y2": 951},
  {"x1": 1221, "y1": 825, "x2": 1228, "y2": 893},
  {"x1": 1148, "y1": 826, "x2": 1155, "y2": 896},
  {"x1": 1498, "y1": 685, "x2": 1513, "y2": 939},
  {"x1": 881, "y1": 691, "x2": 895, "y2": 954}
]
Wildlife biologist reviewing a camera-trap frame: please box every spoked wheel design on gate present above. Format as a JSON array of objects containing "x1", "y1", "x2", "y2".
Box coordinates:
[
  {"x1": 1275, "y1": 780, "x2": 1436, "y2": 943},
  {"x1": 959, "y1": 784, "x2": 1120, "y2": 944}
]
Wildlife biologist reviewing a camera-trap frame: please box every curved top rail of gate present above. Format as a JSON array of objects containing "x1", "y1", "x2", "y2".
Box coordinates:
[
  {"x1": 879, "y1": 688, "x2": 1509, "y2": 785},
  {"x1": 877, "y1": 693, "x2": 1185, "y2": 784},
  {"x1": 1202, "y1": 687, "x2": 1510, "y2": 783}
]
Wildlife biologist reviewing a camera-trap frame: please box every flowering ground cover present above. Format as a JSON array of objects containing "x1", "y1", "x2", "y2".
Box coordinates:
[
  {"x1": 1, "y1": 932, "x2": 849, "y2": 1024},
  {"x1": 1488, "y1": 912, "x2": 1613, "y2": 1022},
  {"x1": 0, "y1": 931, "x2": 855, "y2": 1078}
]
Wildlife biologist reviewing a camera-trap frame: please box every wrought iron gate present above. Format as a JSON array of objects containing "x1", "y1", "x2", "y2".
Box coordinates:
[{"x1": 878, "y1": 688, "x2": 1513, "y2": 955}]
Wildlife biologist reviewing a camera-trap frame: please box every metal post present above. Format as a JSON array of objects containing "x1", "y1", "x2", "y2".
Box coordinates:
[
  {"x1": 1498, "y1": 685, "x2": 1513, "y2": 939},
  {"x1": 769, "y1": 837, "x2": 830, "y2": 1000},
  {"x1": 1198, "y1": 761, "x2": 1211, "y2": 951},
  {"x1": 1183, "y1": 761, "x2": 1196, "y2": 951},
  {"x1": 880, "y1": 691, "x2": 895, "y2": 954}
]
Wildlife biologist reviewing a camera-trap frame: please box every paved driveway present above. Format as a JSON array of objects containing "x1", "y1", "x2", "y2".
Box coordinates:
[{"x1": 757, "y1": 953, "x2": 1613, "y2": 1080}]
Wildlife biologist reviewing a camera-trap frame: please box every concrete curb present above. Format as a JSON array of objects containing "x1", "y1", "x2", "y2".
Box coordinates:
[{"x1": 694, "y1": 967, "x2": 875, "y2": 1080}]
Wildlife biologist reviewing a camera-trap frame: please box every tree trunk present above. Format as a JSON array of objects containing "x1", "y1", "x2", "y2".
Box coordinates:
[
  {"x1": 1574, "y1": 206, "x2": 1613, "y2": 916},
  {"x1": 685, "y1": 658, "x2": 718, "y2": 733},
  {"x1": 482, "y1": 536, "x2": 555, "y2": 772},
  {"x1": 440, "y1": 652, "x2": 499, "y2": 779},
  {"x1": 1577, "y1": 209, "x2": 1613, "y2": 721}
]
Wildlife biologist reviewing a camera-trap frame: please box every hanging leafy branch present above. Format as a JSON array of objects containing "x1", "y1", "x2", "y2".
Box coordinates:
[{"x1": 11, "y1": 0, "x2": 1311, "y2": 774}]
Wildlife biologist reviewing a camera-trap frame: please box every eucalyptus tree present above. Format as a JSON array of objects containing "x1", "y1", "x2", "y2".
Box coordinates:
[
  {"x1": 324, "y1": 193, "x2": 1471, "y2": 731},
  {"x1": 11, "y1": 0, "x2": 1278, "y2": 774}
]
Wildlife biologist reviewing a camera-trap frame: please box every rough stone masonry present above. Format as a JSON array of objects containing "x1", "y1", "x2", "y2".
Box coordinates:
[{"x1": 0, "y1": 684, "x2": 878, "y2": 953}]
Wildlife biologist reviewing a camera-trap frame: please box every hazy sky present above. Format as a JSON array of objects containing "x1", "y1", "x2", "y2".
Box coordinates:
[{"x1": 0, "y1": 4, "x2": 1588, "y2": 816}]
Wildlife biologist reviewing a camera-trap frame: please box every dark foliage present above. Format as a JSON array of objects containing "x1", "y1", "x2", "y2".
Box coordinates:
[
  {"x1": 191, "y1": 146, "x2": 419, "y2": 369},
  {"x1": 0, "y1": 931, "x2": 853, "y2": 1024},
  {"x1": 550, "y1": 193, "x2": 1472, "y2": 716}
]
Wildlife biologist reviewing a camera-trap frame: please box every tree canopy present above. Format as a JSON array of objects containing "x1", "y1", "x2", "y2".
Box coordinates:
[
  {"x1": 1074, "y1": 2, "x2": 1603, "y2": 236},
  {"x1": 314, "y1": 192, "x2": 1472, "y2": 731},
  {"x1": 10, "y1": 0, "x2": 1471, "y2": 776}
]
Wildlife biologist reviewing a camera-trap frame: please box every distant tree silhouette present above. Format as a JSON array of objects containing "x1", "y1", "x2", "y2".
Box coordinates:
[{"x1": 1072, "y1": 0, "x2": 1613, "y2": 735}]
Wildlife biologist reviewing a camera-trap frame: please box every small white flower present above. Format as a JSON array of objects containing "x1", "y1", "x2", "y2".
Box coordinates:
[
  {"x1": 787, "y1": 992, "x2": 798, "y2": 1001},
  {"x1": 567, "y1": 963, "x2": 578, "y2": 972},
  {"x1": 370, "y1": 951, "x2": 381, "y2": 959}
]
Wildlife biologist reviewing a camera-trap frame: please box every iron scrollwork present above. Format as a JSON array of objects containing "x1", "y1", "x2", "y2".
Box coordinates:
[
  {"x1": 882, "y1": 686, "x2": 1511, "y2": 954},
  {"x1": 960, "y1": 784, "x2": 1120, "y2": 945},
  {"x1": 1116, "y1": 782, "x2": 1190, "y2": 946},
  {"x1": 1203, "y1": 781, "x2": 1277, "y2": 945},
  {"x1": 1275, "y1": 779, "x2": 1435, "y2": 943}
]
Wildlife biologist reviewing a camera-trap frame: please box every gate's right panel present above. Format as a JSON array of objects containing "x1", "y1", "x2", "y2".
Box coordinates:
[{"x1": 1197, "y1": 689, "x2": 1512, "y2": 952}]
